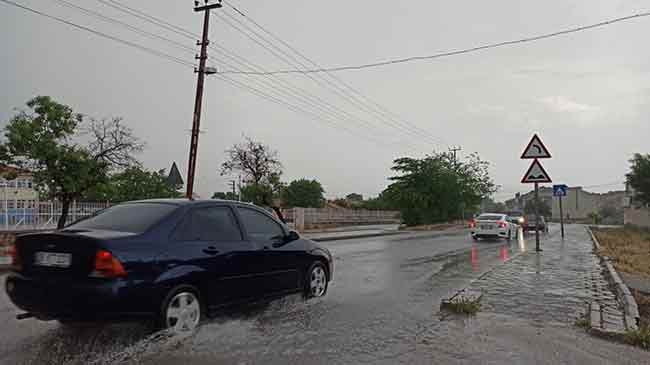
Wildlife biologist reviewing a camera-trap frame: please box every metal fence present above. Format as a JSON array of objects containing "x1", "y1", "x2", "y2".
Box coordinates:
[{"x1": 0, "y1": 201, "x2": 110, "y2": 230}]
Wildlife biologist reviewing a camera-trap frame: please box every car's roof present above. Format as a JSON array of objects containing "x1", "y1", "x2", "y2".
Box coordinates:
[
  {"x1": 124, "y1": 198, "x2": 254, "y2": 207},
  {"x1": 479, "y1": 212, "x2": 506, "y2": 216}
]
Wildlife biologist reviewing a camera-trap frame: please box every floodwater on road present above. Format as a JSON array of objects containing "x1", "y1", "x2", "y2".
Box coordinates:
[{"x1": 1, "y1": 227, "x2": 645, "y2": 364}]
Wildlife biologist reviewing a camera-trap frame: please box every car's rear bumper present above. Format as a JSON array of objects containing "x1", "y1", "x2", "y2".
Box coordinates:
[
  {"x1": 470, "y1": 230, "x2": 509, "y2": 238},
  {"x1": 4, "y1": 273, "x2": 155, "y2": 320}
]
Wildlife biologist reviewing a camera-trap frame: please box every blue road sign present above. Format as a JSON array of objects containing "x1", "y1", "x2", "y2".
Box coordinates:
[{"x1": 553, "y1": 184, "x2": 568, "y2": 197}]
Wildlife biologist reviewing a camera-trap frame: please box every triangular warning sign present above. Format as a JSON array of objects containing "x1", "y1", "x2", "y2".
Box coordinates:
[
  {"x1": 521, "y1": 159, "x2": 552, "y2": 183},
  {"x1": 521, "y1": 134, "x2": 551, "y2": 159}
]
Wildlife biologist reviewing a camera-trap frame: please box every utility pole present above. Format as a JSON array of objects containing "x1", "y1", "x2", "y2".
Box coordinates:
[
  {"x1": 534, "y1": 182, "x2": 541, "y2": 252},
  {"x1": 185, "y1": 0, "x2": 221, "y2": 199},
  {"x1": 230, "y1": 180, "x2": 236, "y2": 200},
  {"x1": 449, "y1": 146, "x2": 462, "y2": 163},
  {"x1": 559, "y1": 194, "x2": 565, "y2": 239}
]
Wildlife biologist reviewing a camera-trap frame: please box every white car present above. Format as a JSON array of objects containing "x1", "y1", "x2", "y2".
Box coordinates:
[{"x1": 470, "y1": 213, "x2": 514, "y2": 241}]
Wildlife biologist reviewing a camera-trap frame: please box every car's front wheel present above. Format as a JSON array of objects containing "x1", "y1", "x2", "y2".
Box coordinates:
[
  {"x1": 304, "y1": 262, "x2": 328, "y2": 299},
  {"x1": 159, "y1": 285, "x2": 202, "y2": 332}
]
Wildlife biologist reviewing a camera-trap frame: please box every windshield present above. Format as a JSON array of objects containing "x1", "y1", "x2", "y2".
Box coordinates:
[
  {"x1": 477, "y1": 214, "x2": 503, "y2": 221},
  {"x1": 66, "y1": 203, "x2": 177, "y2": 234}
]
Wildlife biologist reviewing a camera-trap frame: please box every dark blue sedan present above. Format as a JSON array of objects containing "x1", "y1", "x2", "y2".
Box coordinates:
[{"x1": 4, "y1": 199, "x2": 333, "y2": 332}]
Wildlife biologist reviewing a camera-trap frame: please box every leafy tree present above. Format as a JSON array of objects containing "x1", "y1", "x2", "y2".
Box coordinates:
[
  {"x1": 382, "y1": 152, "x2": 496, "y2": 226},
  {"x1": 221, "y1": 137, "x2": 283, "y2": 206},
  {"x1": 627, "y1": 153, "x2": 650, "y2": 205},
  {"x1": 0, "y1": 96, "x2": 143, "y2": 228},
  {"x1": 282, "y1": 179, "x2": 325, "y2": 208},
  {"x1": 212, "y1": 191, "x2": 238, "y2": 200},
  {"x1": 523, "y1": 199, "x2": 552, "y2": 217},
  {"x1": 86, "y1": 167, "x2": 181, "y2": 202},
  {"x1": 346, "y1": 193, "x2": 363, "y2": 202}
]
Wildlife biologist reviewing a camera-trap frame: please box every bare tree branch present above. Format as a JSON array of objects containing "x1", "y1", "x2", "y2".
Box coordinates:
[{"x1": 88, "y1": 117, "x2": 144, "y2": 169}]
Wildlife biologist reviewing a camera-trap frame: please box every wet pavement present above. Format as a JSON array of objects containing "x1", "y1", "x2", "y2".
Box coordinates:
[
  {"x1": 466, "y1": 224, "x2": 625, "y2": 330},
  {"x1": 0, "y1": 226, "x2": 647, "y2": 364}
]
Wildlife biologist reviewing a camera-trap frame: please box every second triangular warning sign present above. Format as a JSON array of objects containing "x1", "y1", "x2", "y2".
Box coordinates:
[
  {"x1": 521, "y1": 134, "x2": 551, "y2": 159},
  {"x1": 521, "y1": 159, "x2": 552, "y2": 183}
]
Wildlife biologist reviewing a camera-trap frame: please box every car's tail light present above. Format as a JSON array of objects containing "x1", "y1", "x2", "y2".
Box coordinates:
[
  {"x1": 91, "y1": 250, "x2": 126, "y2": 278},
  {"x1": 7, "y1": 243, "x2": 21, "y2": 271},
  {"x1": 498, "y1": 221, "x2": 508, "y2": 228}
]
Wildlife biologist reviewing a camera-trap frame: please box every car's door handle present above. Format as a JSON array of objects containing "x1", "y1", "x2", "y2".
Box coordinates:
[{"x1": 203, "y1": 246, "x2": 220, "y2": 255}]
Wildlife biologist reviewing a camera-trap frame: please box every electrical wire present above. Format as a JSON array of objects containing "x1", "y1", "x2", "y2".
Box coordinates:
[
  {"x1": 2, "y1": 0, "x2": 419, "y2": 154},
  {"x1": 217, "y1": 8, "x2": 446, "y2": 148},
  {"x1": 218, "y1": 11, "x2": 650, "y2": 75},
  {"x1": 51, "y1": 0, "x2": 195, "y2": 54},
  {"x1": 0, "y1": 0, "x2": 195, "y2": 68},
  {"x1": 221, "y1": 1, "x2": 447, "y2": 147},
  {"x1": 99, "y1": 0, "x2": 437, "y2": 150}
]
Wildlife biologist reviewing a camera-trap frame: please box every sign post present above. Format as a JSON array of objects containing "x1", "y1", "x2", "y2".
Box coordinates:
[
  {"x1": 521, "y1": 134, "x2": 552, "y2": 252},
  {"x1": 553, "y1": 184, "x2": 568, "y2": 239}
]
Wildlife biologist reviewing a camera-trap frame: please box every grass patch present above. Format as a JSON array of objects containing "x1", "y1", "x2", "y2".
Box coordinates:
[
  {"x1": 593, "y1": 226, "x2": 650, "y2": 277},
  {"x1": 444, "y1": 295, "x2": 482, "y2": 315},
  {"x1": 624, "y1": 326, "x2": 650, "y2": 350},
  {"x1": 574, "y1": 317, "x2": 591, "y2": 330}
]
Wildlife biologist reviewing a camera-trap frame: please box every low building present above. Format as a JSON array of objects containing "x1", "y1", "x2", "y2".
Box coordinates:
[
  {"x1": 0, "y1": 165, "x2": 38, "y2": 211},
  {"x1": 505, "y1": 186, "x2": 624, "y2": 220}
]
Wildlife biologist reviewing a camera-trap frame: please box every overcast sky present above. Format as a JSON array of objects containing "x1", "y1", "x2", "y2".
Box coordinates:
[{"x1": 2, "y1": 0, "x2": 649, "y2": 201}]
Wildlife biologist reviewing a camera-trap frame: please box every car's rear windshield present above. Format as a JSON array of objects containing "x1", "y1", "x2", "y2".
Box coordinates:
[
  {"x1": 477, "y1": 214, "x2": 503, "y2": 221},
  {"x1": 66, "y1": 203, "x2": 178, "y2": 233}
]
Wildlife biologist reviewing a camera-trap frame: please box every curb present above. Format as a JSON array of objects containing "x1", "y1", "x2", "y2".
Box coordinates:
[
  {"x1": 310, "y1": 231, "x2": 404, "y2": 242},
  {"x1": 586, "y1": 226, "x2": 640, "y2": 332},
  {"x1": 310, "y1": 227, "x2": 468, "y2": 242}
]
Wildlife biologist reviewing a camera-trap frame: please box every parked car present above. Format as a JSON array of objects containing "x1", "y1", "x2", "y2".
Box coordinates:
[
  {"x1": 4, "y1": 199, "x2": 333, "y2": 332},
  {"x1": 469, "y1": 213, "x2": 514, "y2": 241},
  {"x1": 522, "y1": 214, "x2": 549, "y2": 233}
]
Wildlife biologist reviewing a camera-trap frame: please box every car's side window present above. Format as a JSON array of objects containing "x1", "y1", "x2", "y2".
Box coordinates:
[
  {"x1": 174, "y1": 206, "x2": 243, "y2": 241},
  {"x1": 236, "y1": 207, "x2": 285, "y2": 243}
]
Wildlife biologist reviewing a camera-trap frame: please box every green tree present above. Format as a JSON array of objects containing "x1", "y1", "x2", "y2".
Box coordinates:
[
  {"x1": 382, "y1": 152, "x2": 496, "y2": 226},
  {"x1": 282, "y1": 179, "x2": 325, "y2": 208},
  {"x1": 346, "y1": 193, "x2": 363, "y2": 202},
  {"x1": 221, "y1": 137, "x2": 283, "y2": 206},
  {"x1": 0, "y1": 96, "x2": 143, "y2": 228},
  {"x1": 212, "y1": 191, "x2": 238, "y2": 200},
  {"x1": 86, "y1": 167, "x2": 181, "y2": 202},
  {"x1": 627, "y1": 153, "x2": 650, "y2": 205}
]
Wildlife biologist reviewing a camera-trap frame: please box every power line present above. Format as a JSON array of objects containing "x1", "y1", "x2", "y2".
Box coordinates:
[
  {"x1": 216, "y1": 74, "x2": 419, "y2": 154},
  {"x1": 94, "y1": 0, "x2": 196, "y2": 40},
  {"x1": 0, "y1": 0, "x2": 195, "y2": 68},
  {"x1": 221, "y1": 1, "x2": 446, "y2": 147},
  {"x1": 94, "y1": 0, "x2": 436, "y2": 150},
  {"x1": 218, "y1": 5, "x2": 447, "y2": 148},
  {"x1": 51, "y1": 0, "x2": 195, "y2": 54},
  {"x1": 218, "y1": 10, "x2": 650, "y2": 75}
]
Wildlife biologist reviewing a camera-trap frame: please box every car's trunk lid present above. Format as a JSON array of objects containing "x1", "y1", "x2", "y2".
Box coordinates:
[{"x1": 15, "y1": 230, "x2": 132, "y2": 278}]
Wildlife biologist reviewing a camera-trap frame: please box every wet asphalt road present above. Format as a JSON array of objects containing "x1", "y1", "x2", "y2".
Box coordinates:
[{"x1": 1, "y1": 227, "x2": 645, "y2": 364}]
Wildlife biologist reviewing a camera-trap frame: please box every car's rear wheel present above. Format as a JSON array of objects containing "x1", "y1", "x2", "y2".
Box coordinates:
[
  {"x1": 507, "y1": 230, "x2": 512, "y2": 240},
  {"x1": 159, "y1": 286, "x2": 202, "y2": 332},
  {"x1": 304, "y1": 262, "x2": 328, "y2": 299}
]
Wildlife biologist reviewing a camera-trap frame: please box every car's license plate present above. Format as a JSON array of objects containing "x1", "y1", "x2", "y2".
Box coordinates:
[
  {"x1": 480, "y1": 225, "x2": 493, "y2": 230},
  {"x1": 34, "y1": 252, "x2": 71, "y2": 268}
]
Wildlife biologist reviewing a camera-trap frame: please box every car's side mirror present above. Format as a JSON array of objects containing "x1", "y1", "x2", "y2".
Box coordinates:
[{"x1": 286, "y1": 230, "x2": 300, "y2": 242}]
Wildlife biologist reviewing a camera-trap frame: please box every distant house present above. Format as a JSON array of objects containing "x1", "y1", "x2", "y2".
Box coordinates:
[{"x1": 0, "y1": 165, "x2": 39, "y2": 210}]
